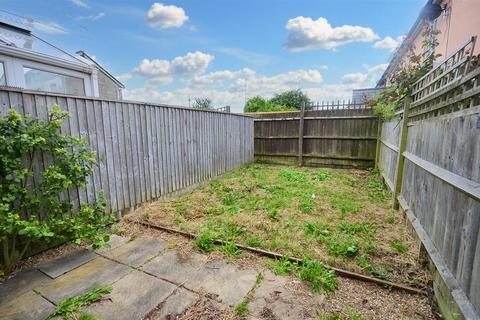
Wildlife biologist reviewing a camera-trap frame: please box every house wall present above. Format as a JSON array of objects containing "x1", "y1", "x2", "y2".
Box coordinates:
[{"x1": 97, "y1": 70, "x2": 122, "y2": 100}]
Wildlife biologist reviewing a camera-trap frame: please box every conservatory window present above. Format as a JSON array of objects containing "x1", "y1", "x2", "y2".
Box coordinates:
[{"x1": 23, "y1": 67, "x2": 85, "y2": 95}]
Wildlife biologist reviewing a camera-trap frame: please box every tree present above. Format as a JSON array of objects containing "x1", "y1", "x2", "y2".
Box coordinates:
[
  {"x1": 192, "y1": 97, "x2": 214, "y2": 110},
  {"x1": 243, "y1": 96, "x2": 297, "y2": 113},
  {"x1": 269, "y1": 89, "x2": 311, "y2": 110},
  {"x1": 0, "y1": 107, "x2": 113, "y2": 274}
]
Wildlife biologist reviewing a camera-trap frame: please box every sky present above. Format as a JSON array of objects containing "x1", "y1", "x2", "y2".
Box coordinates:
[{"x1": 0, "y1": 0, "x2": 425, "y2": 112}]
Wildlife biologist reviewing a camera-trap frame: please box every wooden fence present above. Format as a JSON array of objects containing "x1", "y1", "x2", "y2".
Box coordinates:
[
  {"x1": 377, "y1": 37, "x2": 480, "y2": 319},
  {"x1": 0, "y1": 87, "x2": 254, "y2": 217},
  {"x1": 250, "y1": 104, "x2": 378, "y2": 168}
]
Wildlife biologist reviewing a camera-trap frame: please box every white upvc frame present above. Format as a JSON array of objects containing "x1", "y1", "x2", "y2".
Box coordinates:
[{"x1": 0, "y1": 46, "x2": 100, "y2": 97}]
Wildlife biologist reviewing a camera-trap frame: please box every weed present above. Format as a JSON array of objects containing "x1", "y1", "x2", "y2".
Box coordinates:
[
  {"x1": 256, "y1": 273, "x2": 264, "y2": 285},
  {"x1": 278, "y1": 168, "x2": 308, "y2": 183},
  {"x1": 267, "y1": 208, "x2": 279, "y2": 221},
  {"x1": 327, "y1": 232, "x2": 359, "y2": 257},
  {"x1": 48, "y1": 287, "x2": 112, "y2": 320},
  {"x1": 330, "y1": 195, "x2": 358, "y2": 215},
  {"x1": 298, "y1": 259, "x2": 337, "y2": 293},
  {"x1": 269, "y1": 256, "x2": 297, "y2": 276},
  {"x1": 235, "y1": 298, "x2": 250, "y2": 316},
  {"x1": 194, "y1": 232, "x2": 215, "y2": 252},
  {"x1": 318, "y1": 312, "x2": 343, "y2": 320},
  {"x1": 357, "y1": 255, "x2": 372, "y2": 273},
  {"x1": 302, "y1": 222, "x2": 331, "y2": 240},
  {"x1": 78, "y1": 314, "x2": 97, "y2": 320},
  {"x1": 220, "y1": 241, "x2": 242, "y2": 258},
  {"x1": 221, "y1": 193, "x2": 241, "y2": 206},
  {"x1": 367, "y1": 167, "x2": 381, "y2": 176},
  {"x1": 346, "y1": 306, "x2": 365, "y2": 320},
  {"x1": 313, "y1": 171, "x2": 333, "y2": 181},
  {"x1": 246, "y1": 234, "x2": 263, "y2": 247},
  {"x1": 223, "y1": 223, "x2": 247, "y2": 240},
  {"x1": 385, "y1": 214, "x2": 396, "y2": 224},
  {"x1": 298, "y1": 200, "x2": 314, "y2": 213},
  {"x1": 337, "y1": 222, "x2": 372, "y2": 235},
  {"x1": 371, "y1": 266, "x2": 392, "y2": 280},
  {"x1": 389, "y1": 240, "x2": 409, "y2": 253},
  {"x1": 173, "y1": 202, "x2": 188, "y2": 214}
]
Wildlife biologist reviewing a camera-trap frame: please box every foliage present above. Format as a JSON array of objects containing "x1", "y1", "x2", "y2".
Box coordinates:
[
  {"x1": 369, "y1": 25, "x2": 441, "y2": 119},
  {"x1": 192, "y1": 97, "x2": 214, "y2": 110},
  {"x1": 269, "y1": 255, "x2": 298, "y2": 276},
  {"x1": 234, "y1": 298, "x2": 251, "y2": 316},
  {"x1": 327, "y1": 232, "x2": 359, "y2": 257},
  {"x1": 298, "y1": 258, "x2": 338, "y2": 293},
  {"x1": 194, "y1": 232, "x2": 215, "y2": 252},
  {"x1": 0, "y1": 107, "x2": 113, "y2": 274},
  {"x1": 243, "y1": 96, "x2": 295, "y2": 113},
  {"x1": 269, "y1": 89, "x2": 311, "y2": 110},
  {"x1": 48, "y1": 286, "x2": 112, "y2": 320},
  {"x1": 220, "y1": 241, "x2": 242, "y2": 258},
  {"x1": 389, "y1": 240, "x2": 409, "y2": 253}
]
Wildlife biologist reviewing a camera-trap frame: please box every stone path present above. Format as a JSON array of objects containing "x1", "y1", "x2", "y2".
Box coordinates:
[{"x1": 0, "y1": 235, "x2": 324, "y2": 319}]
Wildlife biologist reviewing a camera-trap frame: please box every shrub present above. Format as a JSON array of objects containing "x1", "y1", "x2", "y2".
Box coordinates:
[
  {"x1": 0, "y1": 108, "x2": 113, "y2": 274},
  {"x1": 269, "y1": 89, "x2": 311, "y2": 110},
  {"x1": 243, "y1": 96, "x2": 294, "y2": 113}
]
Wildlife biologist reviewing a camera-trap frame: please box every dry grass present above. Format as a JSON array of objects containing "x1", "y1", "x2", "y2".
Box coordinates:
[{"x1": 129, "y1": 163, "x2": 428, "y2": 288}]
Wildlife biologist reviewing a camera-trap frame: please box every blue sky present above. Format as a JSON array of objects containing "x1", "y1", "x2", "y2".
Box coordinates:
[{"x1": 1, "y1": 0, "x2": 425, "y2": 111}]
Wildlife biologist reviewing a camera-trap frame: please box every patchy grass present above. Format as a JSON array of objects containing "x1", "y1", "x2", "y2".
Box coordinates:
[{"x1": 134, "y1": 164, "x2": 424, "y2": 286}]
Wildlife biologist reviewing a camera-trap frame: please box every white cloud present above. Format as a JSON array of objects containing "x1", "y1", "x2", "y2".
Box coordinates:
[
  {"x1": 285, "y1": 16, "x2": 378, "y2": 51},
  {"x1": 146, "y1": 3, "x2": 188, "y2": 29},
  {"x1": 31, "y1": 20, "x2": 67, "y2": 34},
  {"x1": 189, "y1": 68, "x2": 254, "y2": 87},
  {"x1": 342, "y1": 64, "x2": 388, "y2": 87},
  {"x1": 76, "y1": 12, "x2": 106, "y2": 21},
  {"x1": 70, "y1": 0, "x2": 88, "y2": 8},
  {"x1": 373, "y1": 35, "x2": 405, "y2": 50},
  {"x1": 133, "y1": 51, "x2": 214, "y2": 81}
]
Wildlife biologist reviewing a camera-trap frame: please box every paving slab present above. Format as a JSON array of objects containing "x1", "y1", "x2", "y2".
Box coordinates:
[
  {"x1": 86, "y1": 270, "x2": 176, "y2": 320},
  {"x1": 0, "y1": 268, "x2": 51, "y2": 305},
  {"x1": 185, "y1": 260, "x2": 259, "y2": 306},
  {"x1": 101, "y1": 237, "x2": 168, "y2": 267},
  {"x1": 0, "y1": 290, "x2": 55, "y2": 320},
  {"x1": 143, "y1": 249, "x2": 207, "y2": 284},
  {"x1": 36, "y1": 256, "x2": 131, "y2": 304},
  {"x1": 95, "y1": 234, "x2": 129, "y2": 255},
  {"x1": 248, "y1": 270, "x2": 324, "y2": 320},
  {"x1": 38, "y1": 248, "x2": 98, "y2": 278},
  {"x1": 154, "y1": 288, "x2": 199, "y2": 320}
]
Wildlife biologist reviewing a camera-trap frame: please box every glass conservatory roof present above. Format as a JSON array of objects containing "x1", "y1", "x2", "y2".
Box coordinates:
[{"x1": 0, "y1": 11, "x2": 86, "y2": 65}]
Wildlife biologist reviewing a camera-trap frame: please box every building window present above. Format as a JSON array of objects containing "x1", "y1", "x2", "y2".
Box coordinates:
[
  {"x1": 0, "y1": 62, "x2": 5, "y2": 85},
  {"x1": 23, "y1": 67, "x2": 85, "y2": 95}
]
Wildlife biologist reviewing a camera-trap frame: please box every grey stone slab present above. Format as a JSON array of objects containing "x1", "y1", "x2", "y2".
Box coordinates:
[
  {"x1": 143, "y1": 250, "x2": 207, "y2": 284},
  {"x1": 86, "y1": 270, "x2": 176, "y2": 320},
  {"x1": 95, "y1": 234, "x2": 129, "y2": 255},
  {"x1": 38, "y1": 248, "x2": 98, "y2": 278},
  {"x1": 248, "y1": 270, "x2": 324, "y2": 320},
  {"x1": 154, "y1": 288, "x2": 199, "y2": 320},
  {"x1": 185, "y1": 260, "x2": 258, "y2": 306},
  {"x1": 36, "y1": 256, "x2": 131, "y2": 304},
  {"x1": 0, "y1": 268, "x2": 51, "y2": 306},
  {"x1": 0, "y1": 291, "x2": 55, "y2": 320},
  {"x1": 101, "y1": 237, "x2": 168, "y2": 267}
]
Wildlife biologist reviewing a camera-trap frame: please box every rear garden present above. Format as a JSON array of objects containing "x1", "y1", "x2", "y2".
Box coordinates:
[{"x1": 119, "y1": 163, "x2": 436, "y2": 318}]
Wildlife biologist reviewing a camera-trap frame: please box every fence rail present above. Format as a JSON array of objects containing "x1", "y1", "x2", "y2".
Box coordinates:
[{"x1": 0, "y1": 87, "x2": 254, "y2": 216}]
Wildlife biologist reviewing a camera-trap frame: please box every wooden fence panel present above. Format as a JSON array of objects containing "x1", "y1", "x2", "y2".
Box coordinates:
[
  {"x1": 378, "y1": 118, "x2": 402, "y2": 191},
  {"x1": 252, "y1": 106, "x2": 378, "y2": 168},
  {"x1": 0, "y1": 88, "x2": 253, "y2": 218}
]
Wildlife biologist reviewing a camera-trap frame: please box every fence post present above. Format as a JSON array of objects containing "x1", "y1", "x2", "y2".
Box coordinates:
[
  {"x1": 298, "y1": 102, "x2": 305, "y2": 166},
  {"x1": 393, "y1": 97, "x2": 411, "y2": 210},
  {"x1": 374, "y1": 117, "x2": 382, "y2": 168}
]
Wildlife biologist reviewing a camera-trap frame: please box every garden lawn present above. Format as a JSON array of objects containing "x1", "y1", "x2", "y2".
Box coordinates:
[{"x1": 132, "y1": 164, "x2": 425, "y2": 287}]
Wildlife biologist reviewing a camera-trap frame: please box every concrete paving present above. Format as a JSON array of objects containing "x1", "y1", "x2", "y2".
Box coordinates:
[{"x1": 0, "y1": 235, "x2": 324, "y2": 319}]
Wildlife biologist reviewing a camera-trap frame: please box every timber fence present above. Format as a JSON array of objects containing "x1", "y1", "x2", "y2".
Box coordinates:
[
  {"x1": 0, "y1": 87, "x2": 254, "y2": 217},
  {"x1": 376, "y1": 36, "x2": 480, "y2": 319}
]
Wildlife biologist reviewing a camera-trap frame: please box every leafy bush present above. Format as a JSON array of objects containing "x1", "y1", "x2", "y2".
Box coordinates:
[
  {"x1": 0, "y1": 108, "x2": 113, "y2": 274},
  {"x1": 269, "y1": 89, "x2": 311, "y2": 110},
  {"x1": 243, "y1": 96, "x2": 294, "y2": 113}
]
